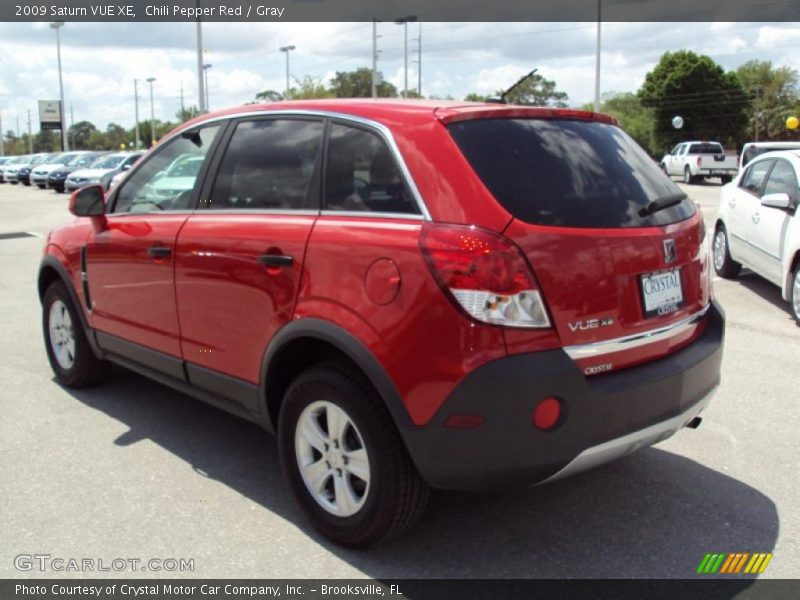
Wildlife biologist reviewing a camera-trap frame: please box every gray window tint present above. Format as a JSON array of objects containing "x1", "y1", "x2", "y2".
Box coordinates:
[
  {"x1": 763, "y1": 160, "x2": 798, "y2": 203},
  {"x1": 324, "y1": 124, "x2": 418, "y2": 215},
  {"x1": 448, "y1": 118, "x2": 695, "y2": 228},
  {"x1": 207, "y1": 119, "x2": 323, "y2": 210},
  {"x1": 740, "y1": 160, "x2": 774, "y2": 197},
  {"x1": 114, "y1": 126, "x2": 220, "y2": 213}
]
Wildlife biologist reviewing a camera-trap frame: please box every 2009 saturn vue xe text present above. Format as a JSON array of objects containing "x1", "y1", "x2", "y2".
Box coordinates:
[{"x1": 38, "y1": 100, "x2": 724, "y2": 547}]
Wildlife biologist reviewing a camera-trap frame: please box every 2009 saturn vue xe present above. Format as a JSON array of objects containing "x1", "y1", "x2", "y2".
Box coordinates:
[{"x1": 39, "y1": 100, "x2": 724, "y2": 547}]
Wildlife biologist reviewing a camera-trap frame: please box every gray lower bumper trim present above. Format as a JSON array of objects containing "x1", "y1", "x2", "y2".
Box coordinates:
[{"x1": 540, "y1": 390, "x2": 714, "y2": 485}]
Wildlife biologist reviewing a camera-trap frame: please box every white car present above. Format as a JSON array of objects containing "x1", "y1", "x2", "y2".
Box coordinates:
[
  {"x1": 740, "y1": 141, "x2": 800, "y2": 169},
  {"x1": 31, "y1": 152, "x2": 88, "y2": 188},
  {"x1": 714, "y1": 150, "x2": 800, "y2": 323},
  {"x1": 662, "y1": 141, "x2": 739, "y2": 184}
]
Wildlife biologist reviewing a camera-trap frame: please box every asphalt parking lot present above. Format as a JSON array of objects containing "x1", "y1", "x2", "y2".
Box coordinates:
[{"x1": 1, "y1": 179, "x2": 798, "y2": 579}]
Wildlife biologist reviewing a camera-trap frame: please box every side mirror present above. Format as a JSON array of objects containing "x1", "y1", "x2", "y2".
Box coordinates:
[
  {"x1": 69, "y1": 185, "x2": 107, "y2": 231},
  {"x1": 761, "y1": 192, "x2": 791, "y2": 210},
  {"x1": 121, "y1": 163, "x2": 132, "y2": 172}
]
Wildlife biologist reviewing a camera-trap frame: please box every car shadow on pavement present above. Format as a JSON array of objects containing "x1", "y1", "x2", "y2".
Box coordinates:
[
  {"x1": 734, "y1": 271, "x2": 796, "y2": 320},
  {"x1": 64, "y1": 368, "x2": 778, "y2": 579}
]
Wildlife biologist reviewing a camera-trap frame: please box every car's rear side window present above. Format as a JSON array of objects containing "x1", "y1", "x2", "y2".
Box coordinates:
[
  {"x1": 447, "y1": 118, "x2": 695, "y2": 228},
  {"x1": 688, "y1": 143, "x2": 724, "y2": 155},
  {"x1": 324, "y1": 123, "x2": 419, "y2": 215},
  {"x1": 208, "y1": 119, "x2": 323, "y2": 210}
]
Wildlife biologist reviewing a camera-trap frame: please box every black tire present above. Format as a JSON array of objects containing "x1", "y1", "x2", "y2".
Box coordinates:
[
  {"x1": 712, "y1": 225, "x2": 741, "y2": 279},
  {"x1": 683, "y1": 166, "x2": 695, "y2": 185},
  {"x1": 791, "y1": 263, "x2": 800, "y2": 326},
  {"x1": 278, "y1": 362, "x2": 429, "y2": 547},
  {"x1": 43, "y1": 281, "x2": 110, "y2": 388},
  {"x1": 37, "y1": 184, "x2": 46, "y2": 189},
  {"x1": 720, "y1": 175, "x2": 732, "y2": 185}
]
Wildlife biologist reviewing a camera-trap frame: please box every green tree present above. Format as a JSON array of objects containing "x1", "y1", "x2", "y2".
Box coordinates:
[
  {"x1": 639, "y1": 50, "x2": 750, "y2": 153},
  {"x1": 288, "y1": 75, "x2": 333, "y2": 100},
  {"x1": 33, "y1": 130, "x2": 57, "y2": 153},
  {"x1": 593, "y1": 92, "x2": 657, "y2": 156},
  {"x1": 736, "y1": 60, "x2": 799, "y2": 141},
  {"x1": 499, "y1": 72, "x2": 568, "y2": 107},
  {"x1": 68, "y1": 120, "x2": 97, "y2": 149},
  {"x1": 254, "y1": 89, "x2": 283, "y2": 102},
  {"x1": 105, "y1": 123, "x2": 129, "y2": 150},
  {"x1": 464, "y1": 92, "x2": 488, "y2": 102},
  {"x1": 329, "y1": 68, "x2": 398, "y2": 98},
  {"x1": 176, "y1": 105, "x2": 201, "y2": 123}
]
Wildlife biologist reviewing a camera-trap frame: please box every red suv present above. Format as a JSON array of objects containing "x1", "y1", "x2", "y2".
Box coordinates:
[{"x1": 39, "y1": 100, "x2": 724, "y2": 547}]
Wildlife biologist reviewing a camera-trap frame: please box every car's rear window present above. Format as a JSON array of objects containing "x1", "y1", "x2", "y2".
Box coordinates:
[
  {"x1": 688, "y1": 143, "x2": 724, "y2": 155},
  {"x1": 447, "y1": 118, "x2": 695, "y2": 228}
]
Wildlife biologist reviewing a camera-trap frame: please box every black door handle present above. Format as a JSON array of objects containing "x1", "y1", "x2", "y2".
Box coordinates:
[
  {"x1": 148, "y1": 245, "x2": 172, "y2": 258},
  {"x1": 258, "y1": 254, "x2": 293, "y2": 267}
]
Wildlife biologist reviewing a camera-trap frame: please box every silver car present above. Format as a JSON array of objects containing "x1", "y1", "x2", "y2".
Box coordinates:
[
  {"x1": 66, "y1": 152, "x2": 143, "y2": 192},
  {"x1": 2, "y1": 155, "x2": 30, "y2": 184}
]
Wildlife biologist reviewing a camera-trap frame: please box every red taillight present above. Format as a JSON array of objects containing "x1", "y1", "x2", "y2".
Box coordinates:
[
  {"x1": 532, "y1": 397, "x2": 562, "y2": 430},
  {"x1": 420, "y1": 223, "x2": 550, "y2": 328},
  {"x1": 697, "y1": 156, "x2": 702, "y2": 166}
]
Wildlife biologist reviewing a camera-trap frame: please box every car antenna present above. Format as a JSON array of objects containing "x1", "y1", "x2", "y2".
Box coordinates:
[{"x1": 486, "y1": 68, "x2": 538, "y2": 104}]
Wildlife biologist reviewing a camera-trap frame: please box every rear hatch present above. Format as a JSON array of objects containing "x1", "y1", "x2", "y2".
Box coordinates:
[{"x1": 444, "y1": 112, "x2": 711, "y2": 374}]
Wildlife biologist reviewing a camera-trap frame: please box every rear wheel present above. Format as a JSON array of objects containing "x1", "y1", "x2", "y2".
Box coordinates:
[
  {"x1": 684, "y1": 166, "x2": 695, "y2": 185},
  {"x1": 43, "y1": 281, "x2": 110, "y2": 388},
  {"x1": 791, "y1": 264, "x2": 800, "y2": 325},
  {"x1": 278, "y1": 363, "x2": 429, "y2": 547},
  {"x1": 713, "y1": 225, "x2": 741, "y2": 279},
  {"x1": 720, "y1": 175, "x2": 732, "y2": 185}
]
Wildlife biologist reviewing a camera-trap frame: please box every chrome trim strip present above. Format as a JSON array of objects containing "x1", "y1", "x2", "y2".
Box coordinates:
[
  {"x1": 158, "y1": 109, "x2": 433, "y2": 221},
  {"x1": 320, "y1": 210, "x2": 424, "y2": 220},
  {"x1": 563, "y1": 304, "x2": 710, "y2": 360},
  {"x1": 540, "y1": 390, "x2": 714, "y2": 485}
]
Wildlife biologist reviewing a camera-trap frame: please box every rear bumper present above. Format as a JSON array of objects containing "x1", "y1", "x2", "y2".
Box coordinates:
[
  {"x1": 401, "y1": 299, "x2": 724, "y2": 490},
  {"x1": 698, "y1": 168, "x2": 737, "y2": 176}
]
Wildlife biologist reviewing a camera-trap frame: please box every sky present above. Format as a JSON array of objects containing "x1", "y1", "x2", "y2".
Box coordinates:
[{"x1": 0, "y1": 21, "x2": 799, "y2": 135}]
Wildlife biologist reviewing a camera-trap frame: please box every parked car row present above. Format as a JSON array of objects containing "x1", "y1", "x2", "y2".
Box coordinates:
[{"x1": 0, "y1": 151, "x2": 143, "y2": 192}]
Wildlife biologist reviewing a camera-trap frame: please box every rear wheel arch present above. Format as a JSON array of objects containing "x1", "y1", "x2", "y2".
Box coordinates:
[{"x1": 259, "y1": 319, "x2": 412, "y2": 435}]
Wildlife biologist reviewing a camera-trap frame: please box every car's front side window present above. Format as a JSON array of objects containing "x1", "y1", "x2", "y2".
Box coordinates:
[
  {"x1": 112, "y1": 126, "x2": 221, "y2": 214},
  {"x1": 762, "y1": 160, "x2": 799, "y2": 206},
  {"x1": 740, "y1": 160, "x2": 774, "y2": 197}
]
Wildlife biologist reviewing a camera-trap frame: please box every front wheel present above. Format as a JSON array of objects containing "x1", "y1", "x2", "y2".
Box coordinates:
[
  {"x1": 43, "y1": 281, "x2": 110, "y2": 388},
  {"x1": 713, "y1": 225, "x2": 741, "y2": 279},
  {"x1": 791, "y1": 264, "x2": 800, "y2": 326},
  {"x1": 278, "y1": 363, "x2": 429, "y2": 547}
]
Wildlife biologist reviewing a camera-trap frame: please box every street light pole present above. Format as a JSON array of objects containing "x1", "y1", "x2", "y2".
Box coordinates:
[
  {"x1": 27, "y1": 108, "x2": 33, "y2": 154},
  {"x1": 196, "y1": 14, "x2": 206, "y2": 113},
  {"x1": 146, "y1": 77, "x2": 156, "y2": 146},
  {"x1": 279, "y1": 45, "x2": 295, "y2": 100},
  {"x1": 133, "y1": 79, "x2": 140, "y2": 149},
  {"x1": 203, "y1": 64, "x2": 212, "y2": 111},
  {"x1": 594, "y1": 0, "x2": 602, "y2": 113},
  {"x1": 371, "y1": 19, "x2": 378, "y2": 98},
  {"x1": 50, "y1": 21, "x2": 68, "y2": 151},
  {"x1": 394, "y1": 16, "x2": 417, "y2": 98},
  {"x1": 413, "y1": 22, "x2": 422, "y2": 97}
]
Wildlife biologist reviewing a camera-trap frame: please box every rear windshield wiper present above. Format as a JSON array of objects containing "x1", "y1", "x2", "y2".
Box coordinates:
[{"x1": 639, "y1": 193, "x2": 686, "y2": 217}]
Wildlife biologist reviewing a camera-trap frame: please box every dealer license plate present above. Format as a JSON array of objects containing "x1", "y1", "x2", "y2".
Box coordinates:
[{"x1": 640, "y1": 268, "x2": 683, "y2": 318}]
